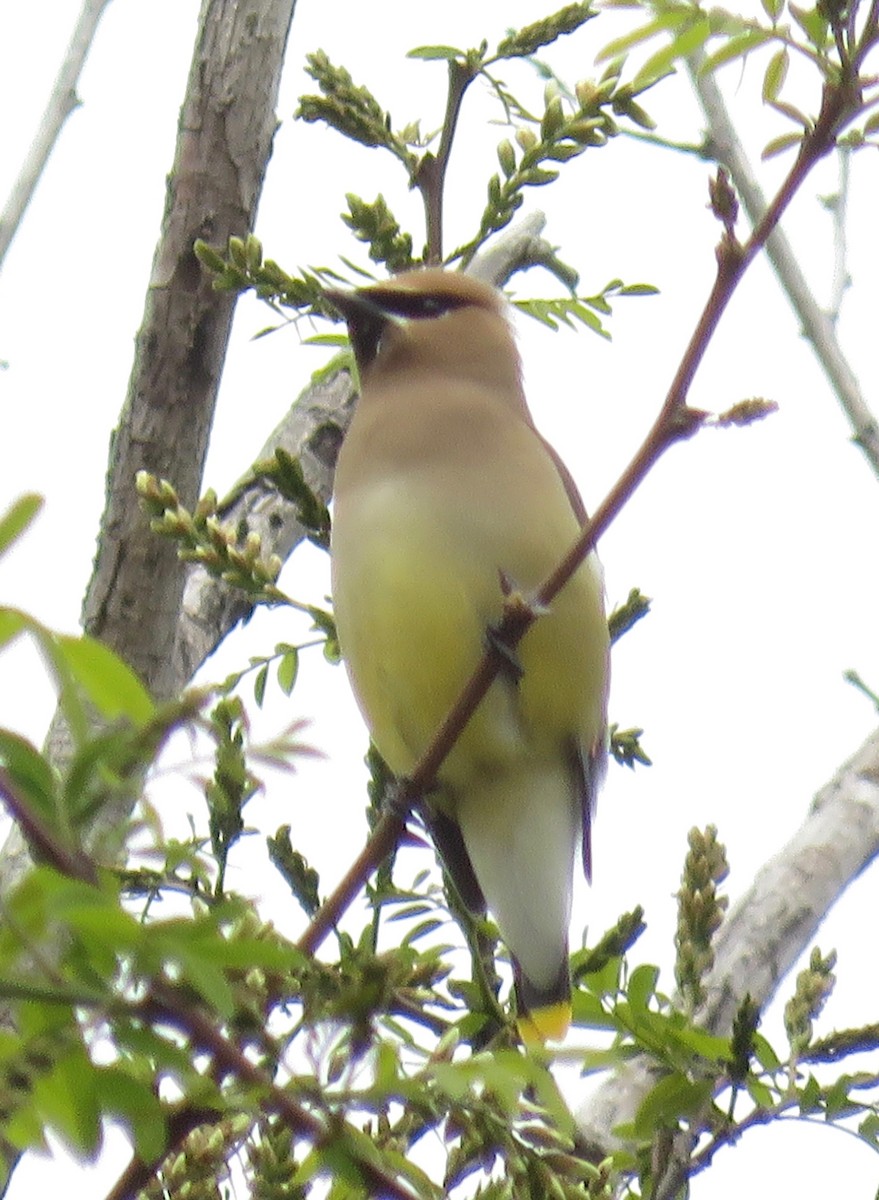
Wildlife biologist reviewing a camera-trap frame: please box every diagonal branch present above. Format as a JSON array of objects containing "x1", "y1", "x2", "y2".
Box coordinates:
[
  {"x1": 296, "y1": 74, "x2": 858, "y2": 960},
  {"x1": 576, "y1": 723, "x2": 879, "y2": 1156},
  {"x1": 690, "y1": 55, "x2": 879, "y2": 477}
]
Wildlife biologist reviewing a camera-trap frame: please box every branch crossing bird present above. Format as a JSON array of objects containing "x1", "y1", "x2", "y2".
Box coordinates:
[{"x1": 328, "y1": 268, "x2": 609, "y2": 1043}]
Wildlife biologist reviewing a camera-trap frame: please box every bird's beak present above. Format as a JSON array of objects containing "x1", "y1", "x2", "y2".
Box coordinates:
[{"x1": 324, "y1": 287, "x2": 398, "y2": 374}]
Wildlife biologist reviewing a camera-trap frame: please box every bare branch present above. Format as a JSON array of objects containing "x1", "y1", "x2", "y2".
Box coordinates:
[
  {"x1": 0, "y1": 0, "x2": 113, "y2": 271},
  {"x1": 577, "y1": 723, "x2": 879, "y2": 1155},
  {"x1": 691, "y1": 57, "x2": 879, "y2": 477}
]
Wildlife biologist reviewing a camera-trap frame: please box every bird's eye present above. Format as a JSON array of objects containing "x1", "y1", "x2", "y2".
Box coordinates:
[
  {"x1": 412, "y1": 295, "x2": 452, "y2": 317},
  {"x1": 369, "y1": 289, "x2": 470, "y2": 321}
]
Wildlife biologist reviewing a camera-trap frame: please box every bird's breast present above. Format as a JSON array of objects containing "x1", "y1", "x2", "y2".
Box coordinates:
[{"x1": 331, "y1": 460, "x2": 607, "y2": 789}]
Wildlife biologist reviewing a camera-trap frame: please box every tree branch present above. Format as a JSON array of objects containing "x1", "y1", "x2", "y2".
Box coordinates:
[
  {"x1": 0, "y1": 0, "x2": 300, "y2": 893},
  {"x1": 690, "y1": 56, "x2": 879, "y2": 477},
  {"x1": 577, "y1": 723, "x2": 879, "y2": 1156},
  {"x1": 0, "y1": 0, "x2": 113, "y2": 271}
]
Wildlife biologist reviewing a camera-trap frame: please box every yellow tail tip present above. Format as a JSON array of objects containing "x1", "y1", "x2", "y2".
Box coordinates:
[{"x1": 517, "y1": 1001, "x2": 571, "y2": 1047}]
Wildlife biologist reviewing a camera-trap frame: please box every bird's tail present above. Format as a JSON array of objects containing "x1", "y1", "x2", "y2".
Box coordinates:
[
  {"x1": 514, "y1": 957, "x2": 572, "y2": 1045},
  {"x1": 453, "y1": 757, "x2": 580, "y2": 1044}
]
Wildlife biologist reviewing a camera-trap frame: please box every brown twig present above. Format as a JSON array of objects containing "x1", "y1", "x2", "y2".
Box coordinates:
[
  {"x1": 0, "y1": 748, "x2": 422, "y2": 1200},
  {"x1": 0, "y1": 769, "x2": 97, "y2": 886},
  {"x1": 690, "y1": 52, "x2": 879, "y2": 476},
  {"x1": 414, "y1": 58, "x2": 480, "y2": 263},
  {"x1": 114, "y1": 985, "x2": 424, "y2": 1200},
  {"x1": 296, "y1": 75, "x2": 858, "y2": 962}
]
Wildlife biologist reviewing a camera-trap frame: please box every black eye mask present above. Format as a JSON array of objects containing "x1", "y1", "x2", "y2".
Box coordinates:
[{"x1": 359, "y1": 288, "x2": 472, "y2": 321}]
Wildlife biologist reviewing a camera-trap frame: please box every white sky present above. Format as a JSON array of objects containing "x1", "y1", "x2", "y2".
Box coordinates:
[{"x1": 1, "y1": 0, "x2": 878, "y2": 1195}]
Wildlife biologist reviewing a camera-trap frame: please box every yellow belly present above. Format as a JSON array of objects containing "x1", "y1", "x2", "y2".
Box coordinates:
[{"x1": 331, "y1": 473, "x2": 607, "y2": 791}]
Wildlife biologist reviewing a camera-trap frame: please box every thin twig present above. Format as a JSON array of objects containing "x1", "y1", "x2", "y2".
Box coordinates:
[
  {"x1": 0, "y1": 0, "x2": 113, "y2": 270},
  {"x1": 119, "y1": 986, "x2": 425, "y2": 1200},
  {"x1": 828, "y1": 147, "x2": 851, "y2": 323},
  {"x1": 0, "y1": 769, "x2": 96, "y2": 885},
  {"x1": 415, "y1": 59, "x2": 481, "y2": 262}
]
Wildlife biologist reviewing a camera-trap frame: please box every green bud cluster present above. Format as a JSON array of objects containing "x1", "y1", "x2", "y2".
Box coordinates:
[
  {"x1": 460, "y1": 61, "x2": 654, "y2": 264},
  {"x1": 343, "y1": 192, "x2": 414, "y2": 272},
  {"x1": 298, "y1": 50, "x2": 394, "y2": 151},
  {"x1": 496, "y1": 3, "x2": 596, "y2": 59},
  {"x1": 136, "y1": 471, "x2": 284, "y2": 602},
  {"x1": 784, "y1": 947, "x2": 837, "y2": 1056},
  {"x1": 675, "y1": 825, "x2": 729, "y2": 1012},
  {"x1": 194, "y1": 235, "x2": 328, "y2": 311}
]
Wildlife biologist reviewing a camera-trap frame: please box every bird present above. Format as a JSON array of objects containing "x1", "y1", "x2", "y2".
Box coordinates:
[{"x1": 327, "y1": 268, "x2": 609, "y2": 1044}]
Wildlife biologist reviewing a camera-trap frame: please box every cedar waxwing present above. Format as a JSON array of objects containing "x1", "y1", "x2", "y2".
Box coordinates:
[{"x1": 328, "y1": 269, "x2": 609, "y2": 1043}]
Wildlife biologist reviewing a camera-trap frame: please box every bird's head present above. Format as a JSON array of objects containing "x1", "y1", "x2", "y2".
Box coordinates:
[{"x1": 325, "y1": 269, "x2": 523, "y2": 397}]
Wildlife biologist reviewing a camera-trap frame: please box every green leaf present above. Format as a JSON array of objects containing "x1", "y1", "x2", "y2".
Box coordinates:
[
  {"x1": 858, "y1": 1112, "x2": 879, "y2": 1149},
  {"x1": 98, "y1": 1066, "x2": 167, "y2": 1162},
  {"x1": 762, "y1": 47, "x2": 789, "y2": 101},
  {"x1": 627, "y1": 963, "x2": 659, "y2": 1015},
  {"x1": 798, "y1": 1073, "x2": 823, "y2": 1113},
  {"x1": 61, "y1": 900, "x2": 145, "y2": 957},
  {"x1": 752, "y1": 1031, "x2": 782, "y2": 1070},
  {"x1": 56, "y1": 635, "x2": 154, "y2": 726},
  {"x1": 597, "y1": 12, "x2": 690, "y2": 62},
  {"x1": 0, "y1": 495, "x2": 43, "y2": 558},
  {"x1": 0, "y1": 731, "x2": 58, "y2": 826},
  {"x1": 824, "y1": 1075, "x2": 856, "y2": 1118},
  {"x1": 571, "y1": 989, "x2": 616, "y2": 1030},
  {"x1": 302, "y1": 332, "x2": 351, "y2": 347},
  {"x1": 254, "y1": 663, "x2": 268, "y2": 707},
  {"x1": 181, "y1": 931, "x2": 304, "y2": 972},
  {"x1": 277, "y1": 648, "x2": 299, "y2": 696},
  {"x1": 768, "y1": 98, "x2": 810, "y2": 126},
  {"x1": 632, "y1": 17, "x2": 712, "y2": 91},
  {"x1": 699, "y1": 28, "x2": 774, "y2": 75},
  {"x1": 789, "y1": 3, "x2": 829, "y2": 49},
  {"x1": 761, "y1": 0, "x2": 785, "y2": 18},
  {"x1": 635, "y1": 1073, "x2": 713, "y2": 1136},
  {"x1": 746, "y1": 1077, "x2": 776, "y2": 1108},
  {"x1": 407, "y1": 44, "x2": 464, "y2": 60},
  {"x1": 619, "y1": 282, "x2": 660, "y2": 295},
  {"x1": 762, "y1": 131, "x2": 804, "y2": 159},
  {"x1": 33, "y1": 1048, "x2": 102, "y2": 1157},
  {"x1": 0, "y1": 608, "x2": 29, "y2": 651},
  {"x1": 171, "y1": 946, "x2": 235, "y2": 1018},
  {"x1": 401, "y1": 917, "x2": 444, "y2": 945},
  {"x1": 667, "y1": 1023, "x2": 730, "y2": 1063}
]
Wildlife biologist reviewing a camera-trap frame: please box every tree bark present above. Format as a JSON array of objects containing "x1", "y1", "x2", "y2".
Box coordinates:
[
  {"x1": 0, "y1": 0, "x2": 298, "y2": 894},
  {"x1": 81, "y1": 0, "x2": 298, "y2": 702},
  {"x1": 577, "y1": 724, "x2": 879, "y2": 1157}
]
